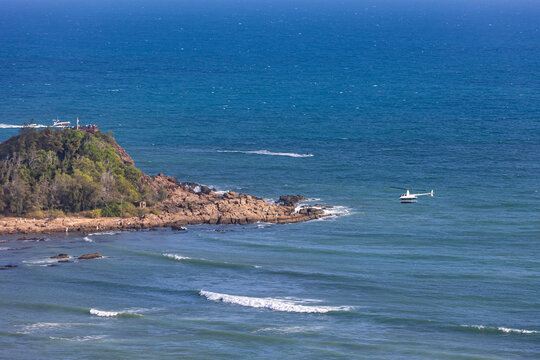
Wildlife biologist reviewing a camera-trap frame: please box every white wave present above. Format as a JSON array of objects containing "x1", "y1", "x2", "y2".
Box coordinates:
[
  {"x1": 255, "y1": 326, "x2": 324, "y2": 334},
  {"x1": 292, "y1": 204, "x2": 352, "y2": 219},
  {"x1": 199, "y1": 290, "x2": 352, "y2": 313},
  {"x1": 0, "y1": 123, "x2": 47, "y2": 129},
  {"x1": 89, "y1": 308, "x2": 147, "y2": 317},
  {"x1": 322, "y1": 206, "x2": 351, "y2": 217},
  {"x1": 23, "y1": 257, "x2": 64, "y2": 265},
  {"x1": 0, "y1": 247, "x2": 11, "y2": 251},
  {"x1": 49, "y1": 335, "x2": 108, "y2": 342},
  {"x1": 163, "y1": 253, "x2": 191, "y2": 261},
  {"x1": 218, "y1": 150, "x2": 313, "y2": 158},
  {"x1": 87, "y1": 231, "x2": 120, "y2": 236},
  {"x1": 83, "y1": 236, "x2": 93, "y2": 242},
  {"x1": 462, "y1": 325, "x2": 539, "y2": 334},
  {"x1": 90, "y1": 309, "x2": 119, "y2": 317},
  {"x1": 498, "y1": 327, "x2": 539, "y2": 334}
]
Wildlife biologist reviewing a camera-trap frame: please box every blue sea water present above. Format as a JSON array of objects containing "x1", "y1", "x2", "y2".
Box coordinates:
[{"x1": 1, "y1": 0, "x2": 539, "y2": 358}]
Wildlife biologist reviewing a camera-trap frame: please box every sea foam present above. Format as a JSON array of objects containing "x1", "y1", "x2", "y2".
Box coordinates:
[
  {"x1": 199, "y1": 290, "x2": 351, "y2": 313},
  {"x1": 89, "y1": 308, "x2": 144, "y2": 317},
  {"x1": 90, "y1": 309, "x2": 119, "y2": 317},
  {"x1": 218, "y1": 150, "x2": 313, "y2": 158},
  {"x1": 163, "y1": 253, "x2": 191, "y2": 261},
  {"x1": 49, "y1": 335, "x2": 108, "y2": 342},
  {"x1": 19, "y1": 322, "x2": 80, "y2": 334},
  {"x1": 462, "y1": 325, "x2": 539, "y2": 334}
]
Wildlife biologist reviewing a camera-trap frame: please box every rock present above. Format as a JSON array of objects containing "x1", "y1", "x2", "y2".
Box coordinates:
[
  {"x1": 171, "y1": 223, "x2": 187, "y2": 231},
  {"x1": 276, "y1": 195, "x2": 306, "y2": 207},
  {"x1": 78, "y1": 253, "x2": 104, "y2": 260},
  {"x1": 4, "y1": 264, "x2": 17, "y2": 268},
  {"x1": 58, "y1": 260, "x2": 72, "y2": 263},
  {"x1": 51, "y1": 253, "x2": 70, "y2": 259}
]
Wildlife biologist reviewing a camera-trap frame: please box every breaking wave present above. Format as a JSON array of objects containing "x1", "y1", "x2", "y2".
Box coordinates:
[
  {"x1": 322, "y1": 206, "x2": 352, "y2": 217},
  {"x1": 218, "y1": 150, "x2": 313, "y2": 158},
  {"x1": 162, "y1": 253, "x2": 191, "y2": 261},
  {"x1": 89, "y1": 308, "x2": 143, "y2": 318},
  {"x1": 199, "y1": 290, "x2": 352, "y2": 313},
  {"x1": 255, "y1": 326, "x2": 324, "y2": 334},
  {"x1": 462, "y1": 325, "x2": 539, "y2": 335},
  {"x1": 293, "y1": 203, "x2": 352, "y2": 219}
]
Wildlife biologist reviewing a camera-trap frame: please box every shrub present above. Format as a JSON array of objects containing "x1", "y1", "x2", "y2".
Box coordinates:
[
  {"x1": 85, "y1": 209, "x2": 102, "y2": 218},
  {"x1": 46, "y1": 209, "x2": 65, "y2": 219},
  {"x1": 26, "y1": 210, "x2": 44, "y2": 219}
]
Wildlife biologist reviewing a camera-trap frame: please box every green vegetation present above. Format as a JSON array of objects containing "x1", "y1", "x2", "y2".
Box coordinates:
[{"x1": 0, "y1": 128, "x2": 158, "y2": 217}]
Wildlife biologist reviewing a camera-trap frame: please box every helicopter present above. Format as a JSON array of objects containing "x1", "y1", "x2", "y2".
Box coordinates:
[{"x1": 389, "y1": 187, "x2": 434, "y2": 203}]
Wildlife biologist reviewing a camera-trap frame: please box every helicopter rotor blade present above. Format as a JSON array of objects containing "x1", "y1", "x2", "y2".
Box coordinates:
[{"x1": 389, "y1": 186, "x2": 408, "y2": 191}]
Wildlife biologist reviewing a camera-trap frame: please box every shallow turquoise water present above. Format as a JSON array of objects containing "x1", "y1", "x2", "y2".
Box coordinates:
[{"x1": 0, "y1": 1, "x2": 539, "y2": 358}]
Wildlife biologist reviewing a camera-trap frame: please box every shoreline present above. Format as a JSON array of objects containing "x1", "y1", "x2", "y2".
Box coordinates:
[{"x1": 0, "y1": 175, "x2": 329, "y2": 235}]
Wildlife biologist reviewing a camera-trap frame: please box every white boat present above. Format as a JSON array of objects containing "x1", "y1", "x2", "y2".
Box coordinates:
[{"x1": 52, "y1": 118, "x2": 71, "y2": 128}]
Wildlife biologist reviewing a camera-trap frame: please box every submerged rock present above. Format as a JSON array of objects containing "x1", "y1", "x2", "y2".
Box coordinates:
[
  {"x1": 276, "y1": 195, "x2": 306, "y2": 207},
  {"x1": 78, "y1": 253, "x2": 104, "y2": 260},
  {"x1": 58, "y1": 260, "x2": 72, "y2": 263},
  {"x1": 51, "y1": 253, "x2": 70, "y2": 259},
  {"x1": 171, "y1": 223, "x2": 187, "y2": 231}
]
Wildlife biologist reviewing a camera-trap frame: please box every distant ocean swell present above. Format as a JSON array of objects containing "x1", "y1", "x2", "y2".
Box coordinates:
[
  {"x1": 217, "y1": 150, "x2": 313, "y2": 158},
  {"x1": 162, "y1": 253, "x2": 258, "y2": 269},
  {"x1": 199, "y1": 290, "x2": 352, "y2": 313}
]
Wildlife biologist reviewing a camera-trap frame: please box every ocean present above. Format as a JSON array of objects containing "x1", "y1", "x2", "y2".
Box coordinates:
[{"x1": 0, "y1": 0, "x2": 539, "y2": 358}]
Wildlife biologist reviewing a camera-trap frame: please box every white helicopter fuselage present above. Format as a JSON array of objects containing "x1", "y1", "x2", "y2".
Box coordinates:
[{"x1": 399, "y1": 189, "x2": 434, "y2": 203}]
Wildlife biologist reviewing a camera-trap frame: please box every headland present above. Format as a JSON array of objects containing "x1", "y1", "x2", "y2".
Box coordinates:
[{"x1": 0, "y1": 127, "x2": 328, "y2": 235}]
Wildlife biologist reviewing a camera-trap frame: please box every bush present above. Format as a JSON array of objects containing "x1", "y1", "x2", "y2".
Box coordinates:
[
  {"x1": 45, "y1": 209, "x2": 65, "y2": 219},
  {"x1": 85, "y1": 209, "x2": 102, "y2": 218},
  {"x1": 26, "y1": 210, "x2": 44, "y2": 219},
  {"x1": 150, "y1": 209, "x2": 161, "y2": 216},
  {"x1": 101, "y1": 201, "x2": 138, "y2": 218}
]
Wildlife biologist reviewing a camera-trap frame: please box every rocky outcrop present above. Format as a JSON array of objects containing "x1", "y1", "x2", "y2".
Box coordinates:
[
  {"x1": 276, "y1": 195, "x2": 306, "y2": 206},
  {"x1": 0, "y1": 178, "x2": 330, "y2": 235},
  {"x1": 51, "y1": 253, "x2": 70, "y2": 259},
  {"x1": 0, "y1": 154, "x2": 329, "y2": 235},
  {"x1": 78, "y1": 253, "x2": 104, "y2": 260}
]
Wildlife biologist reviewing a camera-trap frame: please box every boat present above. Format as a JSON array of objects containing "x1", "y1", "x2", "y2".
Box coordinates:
[{"x1": 52, "y1": 118, "x2": 71, "y2": 128}]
